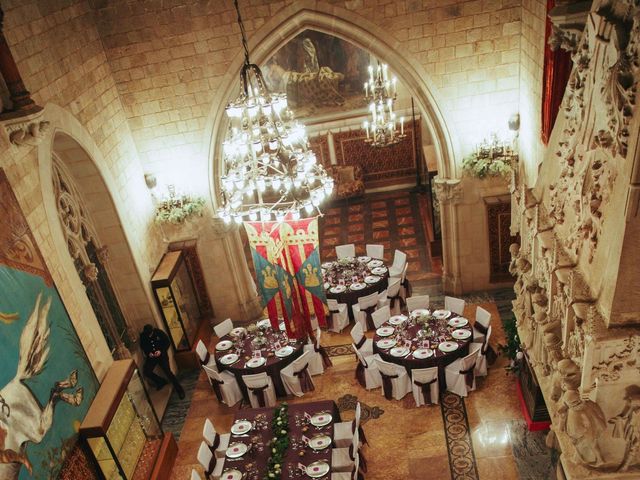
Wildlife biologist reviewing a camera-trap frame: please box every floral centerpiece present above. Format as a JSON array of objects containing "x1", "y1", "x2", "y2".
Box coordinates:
[
  {"x1": 265, "y1": 403, "x2": 289, "y2": 479},
  {"x1": 324, "y1": 258, "x2": 369, "y2": 286},
  {"x1": 154, "y1": 185, "x2": 206, "y2": 224},
  {"x1": 462, "y1": 134, "x2": 516, "y2": 179}
]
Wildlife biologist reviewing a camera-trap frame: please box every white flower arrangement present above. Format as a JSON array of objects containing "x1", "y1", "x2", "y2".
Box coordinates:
[
  {"x1": 154, "y1": 186, "x2": 206, "y2": 224},
  {"x1": 463, "y1": 134, "x2": 516, "y2": 179}
]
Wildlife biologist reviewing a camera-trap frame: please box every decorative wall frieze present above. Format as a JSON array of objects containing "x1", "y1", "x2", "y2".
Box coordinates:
[{"x1": 433, "y1": 177, "x2": 462, "y2": 205}]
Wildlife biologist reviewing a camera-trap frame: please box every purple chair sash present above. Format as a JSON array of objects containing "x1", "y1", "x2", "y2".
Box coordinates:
[
  {"x1": 315, "y1": 344, "x2": 333, "y2": 368},
  {"x1": 294, "y1": 363, "x2": 315, "y2": 393},
  {"x1": 210, "y1": 377, "x2": 224, "y2": 402},
  {"x1": 380, "y1": 372, "x2": 399, "y2": 400},
  {"x1": 460, "y1": 363, "x2": 476, "y2": 388},
  {"x1": 328, "y1": 308, "x2": 339, "y2": 331},
  {"x1": 202, "y1": 351, "x2": 211, "y2": 366},
  {"x1": 248, "y1": 384, "x2": 269, "y2": 407},
  {"x1": 355, "y1": 361, "x2": 366, "y2": 388},
  {"x1": 354, "y1": 336, "x2": 366, "y2": 350},
  {"x1": 414, "y1": 377, "x2": 438, "y2": 405},
  {"x1": 206, "y1": 454, "x2": 217, "y2": 477},
  {"x1": 364, "y1": 306, "x2": 376, "y2": 331},
  {"x1": 474, "y1": 322, "x2": 488, "y2": 336},
  {"x1": 389, "y1": 293, "x2": 404, "y2": 310},
  {"x1": 401, "y1": 277, "x2": 412, "y2": 297},
  {"x1": 207, "y1": 432, "x2": 220, "y2": 453}
]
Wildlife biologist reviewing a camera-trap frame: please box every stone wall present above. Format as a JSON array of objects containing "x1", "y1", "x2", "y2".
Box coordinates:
[{"x1": 510, "y1": 3, "x2": 640, "y2": 477}]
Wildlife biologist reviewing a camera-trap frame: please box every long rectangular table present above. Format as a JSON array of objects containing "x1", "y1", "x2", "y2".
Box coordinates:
[{"x1": 221, "y1": 400, "x2": 341, "y2": 480}]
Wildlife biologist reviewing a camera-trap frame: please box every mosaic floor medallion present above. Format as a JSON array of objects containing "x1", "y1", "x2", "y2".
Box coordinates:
[
  {"x1": 336, "y1": 393, "x2": 385, "y2": 425},
  {"x1": 440, "y1": 392, "x2": 479, "y2": 480}
]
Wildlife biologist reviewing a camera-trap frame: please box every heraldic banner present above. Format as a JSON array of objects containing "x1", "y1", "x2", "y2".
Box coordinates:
[{"x1": 244, "y1": 217, "x2": 327, "y2": 339}]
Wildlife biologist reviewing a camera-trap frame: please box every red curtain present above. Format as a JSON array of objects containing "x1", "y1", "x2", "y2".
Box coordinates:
[{"x1": 541, "y1": 0, "x2": 573, "y2": 144}]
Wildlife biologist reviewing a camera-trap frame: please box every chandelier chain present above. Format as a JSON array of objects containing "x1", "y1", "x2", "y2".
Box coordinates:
[{"x1": 233, "y1": 0, "x2": 251, "y2": 66}]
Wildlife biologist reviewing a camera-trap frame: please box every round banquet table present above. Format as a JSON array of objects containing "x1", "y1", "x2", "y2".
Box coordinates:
[
  {"x1": 373, "y1": 310, "x2": 473, "y2": 390},
  {"x1": 214, "y1": 327, "x2": 304, "y2": 398},
  {"x1": 323, "y1": 256, "x2": 389, "y2": 319}
]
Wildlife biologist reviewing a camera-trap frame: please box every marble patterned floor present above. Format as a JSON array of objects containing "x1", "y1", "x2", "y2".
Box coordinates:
[{"x1": 167, "y1": 291, "x2": 557, "y2": 480}]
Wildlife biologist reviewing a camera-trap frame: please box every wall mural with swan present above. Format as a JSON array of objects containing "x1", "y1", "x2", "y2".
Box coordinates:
[{"x1": 0, "y1": 169, "x2": 98, "y2": 480}]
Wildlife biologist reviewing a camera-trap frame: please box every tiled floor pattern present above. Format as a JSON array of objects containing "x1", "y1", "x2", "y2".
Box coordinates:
[
  {"x1": 167, "y1": 291, "x2": 557, "y2": 479},
  {"x1": 319, "y1": 190, "x2": 442, "y2": 286}
]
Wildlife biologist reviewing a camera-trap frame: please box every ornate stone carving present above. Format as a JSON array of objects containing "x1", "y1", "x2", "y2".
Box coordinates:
[
  {"x1": 7, "y1": 119, "x2": 50, "y2": 146},
  {"x1": 433, "y1": 177, "x2": 462, "y2": 204},
  {"x1": 82, "y1": 262, "x2": 99, "y2": 282}
]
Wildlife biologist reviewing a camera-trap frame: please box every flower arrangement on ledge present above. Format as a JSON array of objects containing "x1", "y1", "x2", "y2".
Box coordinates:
[
  {"x1": 154, "y1": 185, "x2": 206, "y2": 225},
  {"x1": 266, "y1": 403, "x2": 289, "y2": 479},
  {"x1": 462, "y1": 134, "x2": 517, "y2": 179}
]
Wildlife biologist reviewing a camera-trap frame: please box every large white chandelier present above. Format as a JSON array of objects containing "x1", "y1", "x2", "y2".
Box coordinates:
[
  {"x1": 362, "y1": 61, "x2": 406, "y2": 147},
  {"x1": 217, "y1": 1, "x2": 333, "y2": 224}
]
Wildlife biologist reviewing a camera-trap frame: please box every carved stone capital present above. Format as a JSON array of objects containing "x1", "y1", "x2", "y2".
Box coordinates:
[
  {"x1": 433, "y1": 177, "x2": 462, "y2": 205},
  {"x1": 548, "y1": 1, "x2": 591, "y2": 53},
  {"x1": 1, "y1": 108, "x2": 50, "y2": 147},
  {"x1": 96, "y1": 245, "x2": 110, "y2": 264},
  {"x1": 82, "y1": 262, "x2": 99, "y2": 282}
]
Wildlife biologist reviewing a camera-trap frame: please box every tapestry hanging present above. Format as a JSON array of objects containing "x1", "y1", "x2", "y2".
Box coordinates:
[
  {"x1": 244, "y1": 217, "x2": 326, "y2": 338},
  {"x1": 0, "y1": 169, "x2": 99, "y2": 480}
]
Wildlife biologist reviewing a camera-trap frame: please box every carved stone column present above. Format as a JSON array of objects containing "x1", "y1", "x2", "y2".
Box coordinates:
[{"x1": 434, "y1": 177, "x2": 463, "y2": 294}]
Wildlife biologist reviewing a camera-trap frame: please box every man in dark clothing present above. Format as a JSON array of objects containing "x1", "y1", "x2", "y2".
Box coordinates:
[{"x1": 140, "y1": 324, "x2": 185, "y2": 399}]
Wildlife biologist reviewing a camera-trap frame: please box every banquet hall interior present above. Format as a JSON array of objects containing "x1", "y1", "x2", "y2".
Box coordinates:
[{"x1": 0, "y1": 1, "x2": 639, "y2": 480}]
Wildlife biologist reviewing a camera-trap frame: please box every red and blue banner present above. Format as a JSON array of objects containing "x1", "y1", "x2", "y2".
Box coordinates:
[{"x1": 244, "y1": 217, "x2": 327, "y2": 339}]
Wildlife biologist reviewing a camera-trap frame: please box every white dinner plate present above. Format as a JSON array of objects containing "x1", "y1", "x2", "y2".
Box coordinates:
[
  {"x1": 310, "y1": 412, "x2": 332, "y2": 427},
  {"x1": 413, "y1": 348, "x2": 434, "y2": 359},
  {"x1": 376, "y1": 326, "x2": 395, "y2": 337},
  {"x1": 330, "y1": 285, "x2": 346, "y2": 294},
  {"x1": 367, "y1": 259, "x2": 383, "y2": 268},
  {"x1": 452, "y1": 328, "x2": 472, "y2": 340},
  {"x1": 432, "y1": 310, "x2": 452, "y2": 320},
  {"x1": 256, "y1": 318, "x2": 270, "y2": 328},
  {"x1": 364, "y1": 275, "x2": 381, "y2": 284},
  {"x1": 230, "y1": 327, "x2": 246, "y2": 337},
  {"x1": 221, "y1": 469, "x2": 243, "y2": 480},
  {"x1": 306, "y1": 461, "x2": 330, "y2": 478},
  {"x1": 376, "y1": 338, "x2": 396, "y2": 349},
  {"x1": 226, "y1": 442, "x2": 248, "y2": 458},
  {"x1": 350, "y1": 282, "x2": 365, "y2": 290},
  {"x1": 390, "y1": 346, "x2": 410, "y2": 357},
  {"x1": 275, "y1": 345, "x2": 294, "y2": 357},
  {"x1": 246, "y1": 356, "x2": 267, "y2": 368},
  {"x1": 308, "y1": 434, "x2": 332, "y2": 450},
  {"x1": 389, "y1": 315, "x2": 408, "y2": 325},
  {"x1": 371, "y1": 266, "x2": 388, "y2": 275},
  {"x1": 448, "y1": 317, "x2": 469, "y2": 327},
  {"x1": 438, "y1": 341, "x2": 459, "y2": 353},
  {"x1": 220, "y1": 353, "x2": 239, "y2": 365},
  {"x1": 358, "y1": 256, "x2": 371, "y2": 263},
  {"x1": 321, "y1": 262, "x2": 334, "y2": 269},
  {"x1": 216, "y1": 340, "x2": 233, "y2": 351},
  {"x1": 231, "y1": 420, "x2": 253, "y2": 435}
]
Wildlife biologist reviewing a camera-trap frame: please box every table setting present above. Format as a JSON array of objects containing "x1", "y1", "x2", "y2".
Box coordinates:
[
  {"x1": 215, "y1": 320, "x2": 305, "y2": 397},
  {"x1": 218, "y1": 400, "x2": 340, "y2": 480},
  {"x1": 322, "y1": 256, "x2": 389, "y2": 315},
  {"x1": 372, "y1": 307, "x2": 473, "y2": 389}
]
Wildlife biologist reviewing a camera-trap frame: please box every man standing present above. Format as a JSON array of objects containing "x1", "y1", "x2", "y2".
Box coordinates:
[{"x1": 139, "y1": 324, "x2": 185, "y2": 399}]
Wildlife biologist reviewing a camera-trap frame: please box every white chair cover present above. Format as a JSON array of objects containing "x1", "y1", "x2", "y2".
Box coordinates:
[
  {"x1": 411, "y1": 367, "x2": 439, "y2": 406},
  {"x1": 332, "y1": 428, "x2": 359, "y2": 473},
  {"x1": 399, "y1": 261, "x2": 410, "y2": 299},
  {"x1": 202, "y1": 365, "x2": 243, "y2": 406},
  {"x1": 444, "y1": 296, "x2": 466, "y2": 316},
  {"x1": 353, "y1": 344, "x2": 381, "y2": 390},
  {"x1": 327, "y1": 298, "x2": 349, "y2": 333},
  {"x1": 197, "y1": 440, "x2": 224, "y2": 479},
  {"x1": 203, "y1": 418, "x2": 230, "y2": 458},
  {"x1": 214, "y1": 318, "x2": 233, "y2": 338},
  {"x1": 474, "y1": 325, "x2": 493, "y2": 377},
  {"x1": 374, "y1": 357, "x2": 411, "y2": 400},
  {"x1": 376, "y1": 288, "x2": 388, "y2": 307},
  {"x1": 334, "y1": 402, "x2": 362, "y2": 448},
  {"x1": 350, "y1": 322, "x2": 373, "y2": 357},
  {"x1": 242, "y1": 372, "x2": 276, "y2": 408},
  {"x1": 406, "y1": 295, "x2": 430, "y2": 312},
  {"x1": 445, "y1": 346, "x2": 481, "y2": 397},
  {"x1": 281, "y1": 351, "x2": 315, "y2": 397},
  {"x1": 381, "y1": 277, "x2": 402, "y2": 314},
  {"x1": 474, "y1": 306, "x2": 492, "y2": 343},
  {"x1": 352, "y1": 291, "x2": 380, "y2": 331},
  {"x1": 366, "y1": 244, "x2": 384, "y2": 260},
  {"x1": 372, "y1": 305, "x2": 391, "y2": 329},
  {"x1": 304, "y1": 327, "x2": 325, "y2": 376},
  {"x1": 336, "y1": 244, "x2": 356, "y2": 259},
  {"x1": 191, "y1": 469, "x2": 203, "y2": 480},
  {"x1": 389, "y1": 249, "x2": 407, "y2": 277}
]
